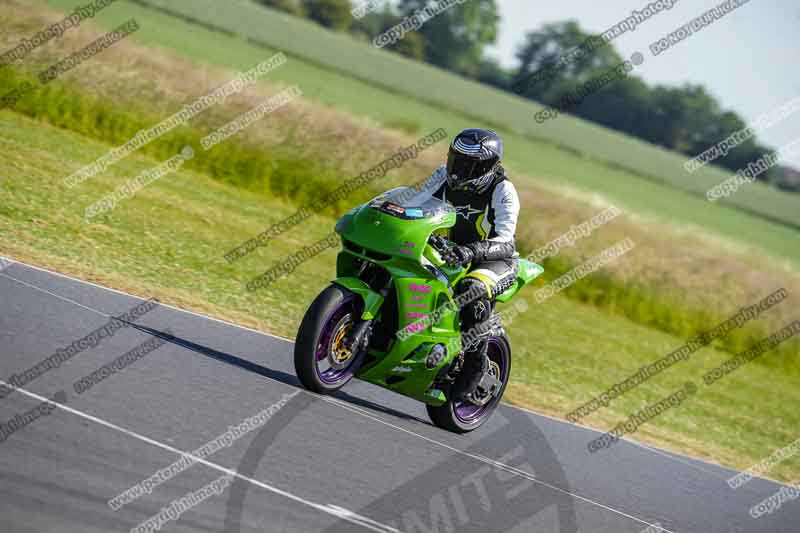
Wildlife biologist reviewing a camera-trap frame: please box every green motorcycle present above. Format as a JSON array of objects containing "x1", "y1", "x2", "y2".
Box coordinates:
[{"x1": 294, "y1": 186, "x2": 543, "y2": 432}]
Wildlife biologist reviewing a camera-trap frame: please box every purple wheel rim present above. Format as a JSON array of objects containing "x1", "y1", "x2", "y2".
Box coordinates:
[
  {"x1": 453, "y1": 337, "x2": 508, "y2": 424},
  {"x1": 314, "y1": 296, "x2": 360, "y2": 385}
]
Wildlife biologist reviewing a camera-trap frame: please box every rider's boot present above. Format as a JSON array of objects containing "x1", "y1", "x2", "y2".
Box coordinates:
[{"x1": 453, "y1": 337, "x2": 489, "y2": 403}]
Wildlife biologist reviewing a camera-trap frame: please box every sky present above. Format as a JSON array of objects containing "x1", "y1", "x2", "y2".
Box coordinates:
[{"x1": 485, "y1": 0, "x2": 800, "y2": 167}]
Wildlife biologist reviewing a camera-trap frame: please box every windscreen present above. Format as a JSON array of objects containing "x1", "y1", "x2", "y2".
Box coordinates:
[{"x1": 368, "y1": 187, "x2": 453, "y2": 219}]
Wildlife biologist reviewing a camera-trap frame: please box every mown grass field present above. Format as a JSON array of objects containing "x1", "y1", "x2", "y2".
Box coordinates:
[
  {"x1": 35, "y1": 0, "x2": 800, "y2": 239},
  {"x1": 1, "y1": 110, "x2": 799, "y2": 483}
]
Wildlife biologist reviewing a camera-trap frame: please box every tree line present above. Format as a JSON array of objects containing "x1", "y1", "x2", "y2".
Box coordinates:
[{"x1": 255, "y1": 0, "x2": 799, "y2": 193}]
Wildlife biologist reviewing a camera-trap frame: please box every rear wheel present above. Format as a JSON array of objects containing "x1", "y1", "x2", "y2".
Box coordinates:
[
  {"x1": 426, "y1": 335, "x2": 511, "y2": 433},
  {"x1": 294, "y1": 285, "x2": 364, "y2": 394}
]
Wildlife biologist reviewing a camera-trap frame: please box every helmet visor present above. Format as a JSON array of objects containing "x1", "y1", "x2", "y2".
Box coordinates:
[{"x1": 446, "y1": 149, "x2": 498, "y2": 188}]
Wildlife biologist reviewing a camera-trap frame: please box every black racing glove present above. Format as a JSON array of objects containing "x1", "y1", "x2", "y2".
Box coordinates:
[
  {"x1": 441, "y1": 244, "x2": 475, "y2": 267},
  {"x1": 468, "y1": 240, "x2": 516, "y2": 262}
]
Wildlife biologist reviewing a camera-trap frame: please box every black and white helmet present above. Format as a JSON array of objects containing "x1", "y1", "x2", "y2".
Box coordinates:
[{"x1": 446, "y1": 128, "x2": 503, "y2": 194}]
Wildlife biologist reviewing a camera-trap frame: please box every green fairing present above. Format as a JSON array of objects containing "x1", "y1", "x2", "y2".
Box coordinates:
[{"x1": 330, "y1": 187, "x2": 543, "y2": 405}]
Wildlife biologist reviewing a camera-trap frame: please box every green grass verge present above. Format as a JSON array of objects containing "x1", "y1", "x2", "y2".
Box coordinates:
[
  {"x1": 1, "y1": 110, "x2": 798, "y2": 483},
  {"x1": 0, "y1": 67, "x2": 350, "y2": 208}
]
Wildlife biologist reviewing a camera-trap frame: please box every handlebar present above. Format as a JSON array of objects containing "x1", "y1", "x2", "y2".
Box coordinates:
[{"x1": 427, "y1": 235, "x2": 451, "y2": 253}]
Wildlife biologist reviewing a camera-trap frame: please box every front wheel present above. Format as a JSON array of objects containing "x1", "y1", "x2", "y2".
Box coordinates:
[
  {"x1": 426, "y1": 335, "x2": 511, "y2": 433},
  {"x1": 294, "y1": 285, "x2": 365, "y2": 394}
]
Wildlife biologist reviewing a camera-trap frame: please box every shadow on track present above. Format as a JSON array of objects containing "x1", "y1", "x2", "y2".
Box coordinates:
[{"x1": 119, "y1": 321, "x2": 420, "y2": 424}]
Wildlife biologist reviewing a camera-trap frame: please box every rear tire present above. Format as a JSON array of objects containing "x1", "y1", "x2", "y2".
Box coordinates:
[
  {"x1": 294, "y1": 285, "x2": 364, "y2": 394},
  {"x1": 427, "y1": 335, "x2": 511, "y2": 433}
]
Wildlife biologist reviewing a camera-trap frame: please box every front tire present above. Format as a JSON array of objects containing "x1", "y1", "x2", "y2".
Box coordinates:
[
  {"x1": 427, "y1": 335, "x2": 511, "y2": 433},
  {"x1": 294, "y1": 285, "x2": 364, "y2": 394}
]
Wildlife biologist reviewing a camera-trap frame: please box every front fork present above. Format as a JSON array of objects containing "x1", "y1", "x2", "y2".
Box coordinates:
[
  {"x1": 332, "y1": 276, "x2": 390, "y2": 353},
  {"x1": 343, "y1": 319, "x2": 372, "y2": 354}
]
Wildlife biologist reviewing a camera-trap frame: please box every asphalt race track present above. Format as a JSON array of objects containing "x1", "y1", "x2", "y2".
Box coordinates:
[{"x1": 0, "y1": 259, "x2": 797, "y2": 533}]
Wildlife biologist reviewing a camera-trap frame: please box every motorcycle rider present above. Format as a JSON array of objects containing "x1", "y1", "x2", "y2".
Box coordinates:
[{"x1": 425, "y1": 128, "x2": 520, "y2": 403}]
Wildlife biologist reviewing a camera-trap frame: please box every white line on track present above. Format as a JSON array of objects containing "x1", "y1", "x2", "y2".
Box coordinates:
[
  {"x1": 0, "y1": 256, "x2": 774, "y2": 484},
  {"x1": 1, "y1": 259, "x2": 675, "y2": 531},
  {"x1": 0, "y1": 379, "x2": 398, "y2": 533},
  {"x1": 507, "y1": 402, "x2": 735, "y2": 482},
  {"x1": 3, "y1": 257, "x2": 791, "y2": 530},
  {"x1": 321, "y1": 394, "x2": 675, "y2": 532},
  {"x1": 0, "y1": 257, "x2": 295, "y2": 342}
]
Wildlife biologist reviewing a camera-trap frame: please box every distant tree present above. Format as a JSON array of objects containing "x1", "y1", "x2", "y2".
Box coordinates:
[
  {"x1": 397, "y1": 0, "x2": 499, "y2": 78},
  {"x1": 512, "y1": 21, "x2": 624, "y2": 103},
  {"x1": 476, "y1": 57, "x2": 511, "y2": 90},
  {"x1": 637, "y1": 85, "x2": 776, "y2": 182},
  {"x1": 302, "y1": 0, "x2": 353, "y2": 31},
  {"x1": 573, "y1": 76, "x2": 653, "y2": 139},
  {"x1": 253, "y1": 0, "x2": 306, "y2": 16},
  {"x1": 702, "y1": 108, "x2": 771, "y2": 178},
  {"x1": 390, "y1": 30, "x2": 426, "y2": 60},
  {"x1": 245, "y1": 3, "x2": 797, "y2": 193},
  {"x1": 350, "y1": 5, "x2": 425, "y2": 60},
  {"x1": 348, "y1": 4, "x2": 387, "y2": 39},
  {"x1": 509, "y1": 20, "x2": 790, "y2": 186}
]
